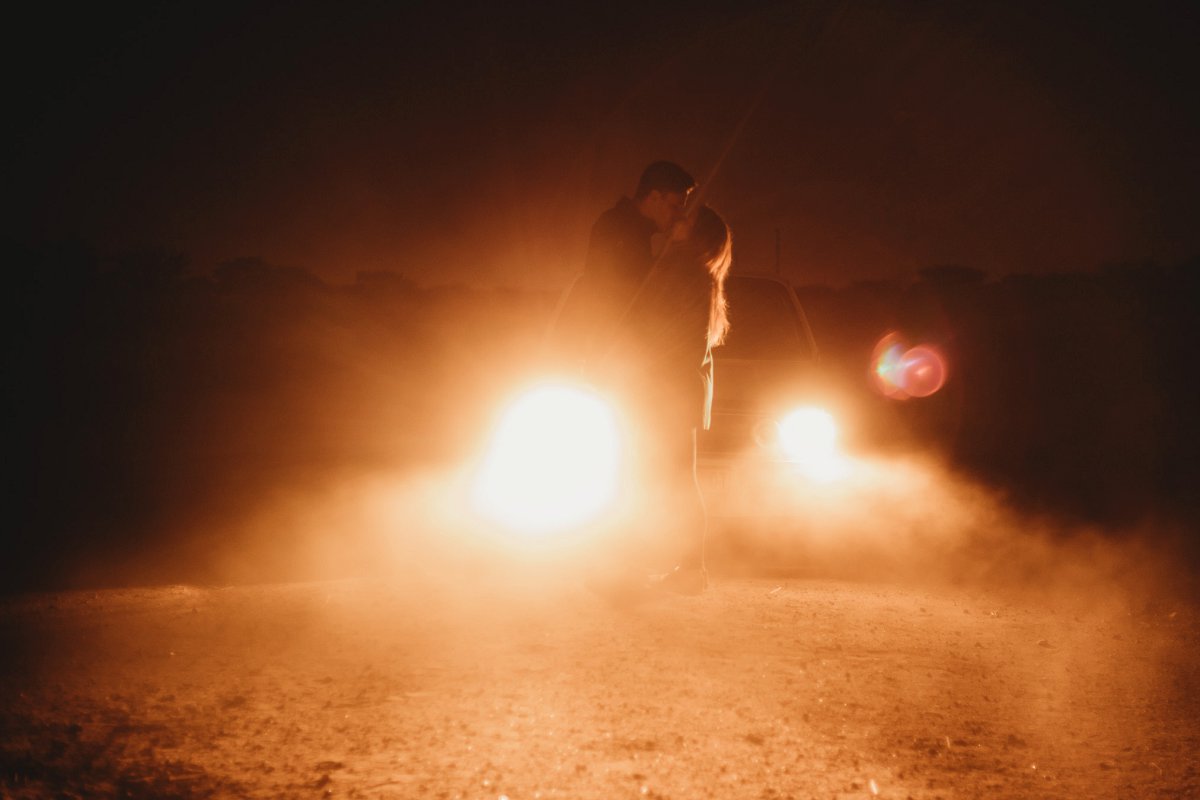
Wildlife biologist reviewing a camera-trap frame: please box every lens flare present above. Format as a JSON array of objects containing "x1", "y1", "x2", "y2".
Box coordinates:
[
  {"x1": 471, "y1": 383, "x2": 622, "y2": 536},
  {"x1": 871, "y1": 333, "x2": 948, "y2": 399},
  {"x1": 900, "y1": 345, "x2": 947, "y2": 398}
]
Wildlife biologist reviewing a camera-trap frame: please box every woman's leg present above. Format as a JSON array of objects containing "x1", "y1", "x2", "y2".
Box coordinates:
[{"x1": 680, "y1": 426, "x2": 707, "y2": 571}]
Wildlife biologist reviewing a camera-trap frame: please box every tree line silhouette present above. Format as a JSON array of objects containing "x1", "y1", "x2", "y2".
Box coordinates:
[{"x1": 4, "y1": 239, "x2": 1197, "y2": 590}]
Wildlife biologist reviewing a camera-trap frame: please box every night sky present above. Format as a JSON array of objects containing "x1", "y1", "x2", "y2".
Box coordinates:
[{"x1": 7, "y1": 0, "x2": 1198, "y2": 289}]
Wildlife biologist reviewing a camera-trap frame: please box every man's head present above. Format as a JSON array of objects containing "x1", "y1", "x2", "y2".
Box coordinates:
[{"x1": 633, "y1": 161, "x2": 695, "y2": 233}]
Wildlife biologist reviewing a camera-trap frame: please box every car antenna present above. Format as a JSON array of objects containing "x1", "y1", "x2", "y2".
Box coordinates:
[{"x1": 774, "y1": 227, "x2": 782, "y2": 276}]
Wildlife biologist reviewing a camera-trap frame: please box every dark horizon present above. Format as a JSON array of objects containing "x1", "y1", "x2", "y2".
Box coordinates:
[{"x1": 11, "y1": 232, "x2": 1198, "y2": 290}]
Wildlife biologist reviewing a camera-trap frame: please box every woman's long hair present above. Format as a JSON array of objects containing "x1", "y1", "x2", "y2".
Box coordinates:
[{"x1": 690, "y1": 206, "x2": 732, "y2": 348}]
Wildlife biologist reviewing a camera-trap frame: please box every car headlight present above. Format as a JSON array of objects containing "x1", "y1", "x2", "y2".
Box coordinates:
[
  {"x1": 767, "y1": 406, "x2": 847, "y2": 482},
  {"x1": 777, "y1": 407, "x2": 838, "y2": 463},
  {"x1": 471, "y1": 382, "x2": 622, "y2": 536}
]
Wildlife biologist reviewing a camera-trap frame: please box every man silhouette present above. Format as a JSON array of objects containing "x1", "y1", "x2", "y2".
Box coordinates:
[{"x1": 556, "y1": 161, "x2": 696, "y2": 367}]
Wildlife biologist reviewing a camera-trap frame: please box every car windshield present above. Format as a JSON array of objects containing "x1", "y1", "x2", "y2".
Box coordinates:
[{"x1": 720, "y1": 276, "x2": 813, "y2": 360}]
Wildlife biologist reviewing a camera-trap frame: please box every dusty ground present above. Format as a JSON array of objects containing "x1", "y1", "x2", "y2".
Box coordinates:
[{"x1": 1, "y1": 563, "x2": 1197, "y2": 800}]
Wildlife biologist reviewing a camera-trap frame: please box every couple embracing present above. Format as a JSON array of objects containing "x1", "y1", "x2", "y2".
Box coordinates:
[{"x1": 558, "y1": 161, "x2": 732, "y2": 595}]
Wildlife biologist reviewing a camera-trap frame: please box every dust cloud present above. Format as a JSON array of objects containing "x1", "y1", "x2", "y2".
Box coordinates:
[
  {"x1": 66, "y1": 439, "x2": 1192, "y2": 625},
  {"x1": 710, "y1": 448, "x2": 1195, "y2": 613}
]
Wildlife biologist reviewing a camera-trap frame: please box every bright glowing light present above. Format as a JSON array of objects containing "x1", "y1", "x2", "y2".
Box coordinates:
[
  {"x1": 871, "y1": 333, "x2": 948, "y2": 399},
  {"x1": 778, "y1": 407, "x2": 837, "y2": 459},
  {"x1": 471, "y1": 383, "x2": 622, "y2": 536},
  {"x1": 777, "y1": 407, "x2": 845, "y2": 480}
]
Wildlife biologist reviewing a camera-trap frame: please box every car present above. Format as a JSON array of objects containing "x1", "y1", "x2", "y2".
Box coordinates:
[{"x1": 698, "y1": 273, "x2": 845, "y2": 515}]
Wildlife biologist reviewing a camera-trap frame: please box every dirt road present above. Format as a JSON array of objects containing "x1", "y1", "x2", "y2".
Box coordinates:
[{"x1": 1, "y1": 572, "x2": 1196, "y2": 799}]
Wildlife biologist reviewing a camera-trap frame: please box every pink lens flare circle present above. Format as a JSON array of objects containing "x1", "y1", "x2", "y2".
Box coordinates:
[{"x1": 870, "y1": 334, "x2": 948, "y2": 399}]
